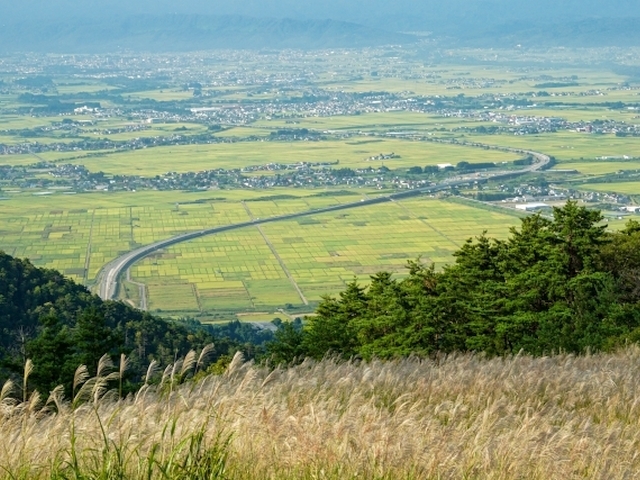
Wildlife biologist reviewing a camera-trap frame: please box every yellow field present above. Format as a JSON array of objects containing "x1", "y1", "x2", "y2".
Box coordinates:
[{"x1": 130, "y1": 197, "x2": 521, "y2": 314}]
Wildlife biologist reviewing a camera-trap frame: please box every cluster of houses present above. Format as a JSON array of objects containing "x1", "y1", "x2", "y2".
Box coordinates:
[
  {"x1": 447, "y1": 110, "x2": 640, "y2": 137},
  {"x1": 1, "y1": 160, "x2": 442, "y2": 192}
]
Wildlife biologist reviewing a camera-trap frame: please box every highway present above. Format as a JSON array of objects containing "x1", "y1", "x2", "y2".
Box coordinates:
[{"x1": 96, "y1": 149, "x2": 549, "y2": 301}]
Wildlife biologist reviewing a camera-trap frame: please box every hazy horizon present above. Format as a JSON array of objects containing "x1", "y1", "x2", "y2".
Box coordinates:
[{"x1": 2, "y1": 0, "x2": 640, "y2": 52}]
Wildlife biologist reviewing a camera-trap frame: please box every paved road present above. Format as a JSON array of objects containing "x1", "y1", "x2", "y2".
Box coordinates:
[{"x1": 96, "y1": 149, "x2": 549, "y2": 301}]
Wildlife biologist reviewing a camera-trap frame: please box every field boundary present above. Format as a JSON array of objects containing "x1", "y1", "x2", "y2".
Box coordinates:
[
  {"x1": 83, "y1": 210, "x2": 95, "y2": 284},
  {"x1": 126, "y1": 268, "x2": 148, "y2": 311},
  {"x1": 242, "y1": 201, "x2": 309, "y2": 306},
  {"x1": 391, "y1": 198, "x2": 461, "y2": 248}
]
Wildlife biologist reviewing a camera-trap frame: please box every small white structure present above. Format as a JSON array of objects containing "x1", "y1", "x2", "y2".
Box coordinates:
[
  {"x1": 623, "y1": 206, "x2": 640, "y2": 213},
  {"x1": 437, "y1": 163, "x2": 454, "y2": 170},
  {"x1": 515, "y1": 202, "x2": 550, "y2": 212},
  {"x1": 74, "y1": 105, "x2": 95, "y2": 114}
]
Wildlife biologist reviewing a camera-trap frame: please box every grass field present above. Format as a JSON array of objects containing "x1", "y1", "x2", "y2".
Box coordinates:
[
  {"x1": 579, "y1": 181, "x2": 640, "y2": 196},
  {"x1": 130, "y1": 197, "x2": 521, "y2": 316},
  {"x1": 252, "y1": 111, "x2": 493, "y2": 133},
  {"x1": 6, "y1": 348, "x2": 640, "y2": 479},
  {"x1": 556, "y1": 160, "x2": 640, "y2": 175},
  {"x1": 2, "y1": 53, "x2": 640, "y2": 319},
  {"x1": 524, "y1": 107, "x2": 640, "y2": 123},
  {"x1": 456, "y1": 131, "x2": 640, "y2": 162},
  {"x1": 326, "y1": 66, "x2": 630, "y2": 98},
  {"x1": 0, "y1": 188, "x2": 522, "y2": 316}
]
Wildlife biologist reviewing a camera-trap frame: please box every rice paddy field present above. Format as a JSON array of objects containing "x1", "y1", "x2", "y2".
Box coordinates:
[
  {"x1": 17, "y1": 137, "x2": 519, "y2": 176},
  {"x1": 252, "y1": 111, "x2": 496, "y2": 133},
  {"x1": 328, "y1": 65, "x2": 631, "y2": 98},
  {"x1": 579, "y1": 181, "x2": 640, "y2": 196},
  {"x1": 130, "y1": 197, "x2": 521, "y2": 316},
  {"x1": 0, "y1": 184, "x2": 522, "y2": 318},
  {"x1": 450, "y1": 131, "x2": 640, "y2": 163},
  {"x1": 2, "y1": 49, "x2": 640, "y2": 320},
  {"x1": 0, "y1": 189, "x2": 373, "y2": 286}
]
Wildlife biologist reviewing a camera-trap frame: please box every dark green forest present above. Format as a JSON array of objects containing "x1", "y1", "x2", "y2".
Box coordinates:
[
  {"x1": 0, "y1": 254, "x2": 246, "y2": 395},
  {"x1": 268, "y1": 202, "x2": 640, "y2": 362}
]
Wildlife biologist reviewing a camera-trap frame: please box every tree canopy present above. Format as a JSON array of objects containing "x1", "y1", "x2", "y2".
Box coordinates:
[
  {"x1": 269, "y1": 202, "x2": 640, "y2": 362},
  {"x1": 0, "y1": 252, "x2": 240, "y2": 395}
]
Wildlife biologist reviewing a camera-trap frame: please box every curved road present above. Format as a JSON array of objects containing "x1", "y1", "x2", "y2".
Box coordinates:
[{"x1": 96, "y1": 149, "x2": 549, "y2": 301}]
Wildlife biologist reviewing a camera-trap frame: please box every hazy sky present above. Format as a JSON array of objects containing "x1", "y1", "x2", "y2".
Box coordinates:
[{"x1": 5, "y1": 0, "x2": 639, "y2": 31}]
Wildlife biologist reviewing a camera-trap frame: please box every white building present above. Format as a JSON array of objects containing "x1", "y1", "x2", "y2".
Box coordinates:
[{"x1": 515, "y1": 202, "x2": 550, "y2": 212}]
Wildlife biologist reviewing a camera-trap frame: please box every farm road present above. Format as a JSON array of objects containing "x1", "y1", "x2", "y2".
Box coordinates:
[{"x1": 242, "y1": 201, "x2": 309, "y2": 305}]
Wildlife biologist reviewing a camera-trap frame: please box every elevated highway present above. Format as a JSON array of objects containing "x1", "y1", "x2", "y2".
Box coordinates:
[{"x1": 96, "y1": 149, "x2": 549, "y2": 301}]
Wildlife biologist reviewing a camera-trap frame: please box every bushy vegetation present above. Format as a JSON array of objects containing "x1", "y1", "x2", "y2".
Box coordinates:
[{"x1": 269, "y1": 202, "x2": 640, "y2": 362}]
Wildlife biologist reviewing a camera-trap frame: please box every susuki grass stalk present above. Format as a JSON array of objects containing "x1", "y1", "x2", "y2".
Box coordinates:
[{"x1": 5, "y1": 348, "x2": 640, "y2": 478}]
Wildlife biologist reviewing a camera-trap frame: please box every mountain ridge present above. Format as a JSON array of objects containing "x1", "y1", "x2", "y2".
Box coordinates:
[{"x1": 0, "y1": 14, "x2": 417, "y2": 53}]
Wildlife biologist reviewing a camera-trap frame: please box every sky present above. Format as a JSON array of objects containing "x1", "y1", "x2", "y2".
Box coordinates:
[{"x1": 5, "y1": 0, "x2": 639, "y2": 32}]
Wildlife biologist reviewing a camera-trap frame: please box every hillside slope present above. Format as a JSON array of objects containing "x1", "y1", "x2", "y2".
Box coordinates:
[{"x1": 0, "y1": 251, "x2": 235, "y2": 394}]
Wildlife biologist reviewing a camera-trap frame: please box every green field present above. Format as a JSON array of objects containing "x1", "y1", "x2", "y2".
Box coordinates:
[
  {"x1": 2, "y1": 49, "x2": 640, "y2": 318},
  {"x1": 0, "y1": 188, "x2": 523, "y2": 316},
  {"x1": 456, "y1": 131, "x2": 640, "y2": 162},
  {"x1": 129, "y1": 197, "x2": 522, "y2": 316},
  {"x1": 579, "y1": 181, "x2": 640, "y2": 196},
  {"x1": 26, "y1": 137, "x2": 518, "y2": 175},
  {"x1": 252, "y1": 111, "x2": 491, "y2": 132},
  {"x1": 556, "y1": 161, "x2": 640, "y2": 175},
  {"x1": 0, "y1": 189, "x2": 370, "y2": 284}
]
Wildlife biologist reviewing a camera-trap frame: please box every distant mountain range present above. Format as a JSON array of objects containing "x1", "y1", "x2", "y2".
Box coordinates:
[
  {"x1": 0, "y1": 15, "x2": 416, "y2": 53},
  {"x1": 2, "y1": 1, "x2": 640, "y2": 53}
]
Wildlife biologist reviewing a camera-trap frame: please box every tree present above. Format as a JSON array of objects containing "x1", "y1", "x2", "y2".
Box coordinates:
[
  {"x1": 266, "y1": 321, "x2": 306, "y2": 365},
  {"x1": 302, "y1": 280, "x2": 366, "y2": 359},
  {"x1": 285, "y1": 202, "x2": 640, "y2": 360}
]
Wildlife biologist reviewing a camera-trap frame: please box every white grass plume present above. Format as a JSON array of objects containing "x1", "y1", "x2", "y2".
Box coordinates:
[
  {"x1": 5, "y1": 349, "x2": 640, "y2": 478},
  {"x1": 180, "y1": 350, "x2": 197, "y2": 378},
  {"x1": 23, "y1": 359, "x2": 33, "y2": 403},
  {"x1": 196, "y1": 343, "x2": 215, "y2": 374}
]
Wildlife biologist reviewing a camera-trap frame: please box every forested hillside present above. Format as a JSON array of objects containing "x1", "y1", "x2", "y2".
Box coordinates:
[
  {"x1": 0, "y1": 253, "x2": 239, "y2": 395},
  {"x1": 269, "y1": 202, "x2": 640, "y2": 362}
]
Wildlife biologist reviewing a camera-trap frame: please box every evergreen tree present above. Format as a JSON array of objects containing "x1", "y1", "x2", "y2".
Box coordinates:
[{"x1": 268, "y1": 202, "x2": 640, "y2": 361}]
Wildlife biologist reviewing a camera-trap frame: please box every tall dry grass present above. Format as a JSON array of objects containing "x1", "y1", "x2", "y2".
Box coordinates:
[{"x1": 3, "y1": 348, "x2": 640, "y2": 479}]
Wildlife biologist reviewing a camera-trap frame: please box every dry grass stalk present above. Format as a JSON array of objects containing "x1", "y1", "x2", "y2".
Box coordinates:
[{"x1": 3, "y1": 348, "x2": 640, "y2": 478}]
